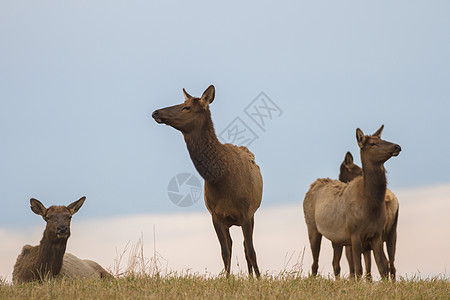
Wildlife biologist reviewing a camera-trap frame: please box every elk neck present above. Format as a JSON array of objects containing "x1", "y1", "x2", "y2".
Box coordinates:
[
  {"x1": 183, "y1": 111, "x2": 228, "y2": 184},
  {"x1": 36, "y1": 230, "x2": 68, "y2": 276},
  {"x1": 361, "y1": 157, "x2": 387, "y2": 210}
]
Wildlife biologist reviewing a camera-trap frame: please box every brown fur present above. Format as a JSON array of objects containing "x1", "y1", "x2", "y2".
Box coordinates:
[
  {"x1": 153, "y1": 85, "x2": 263, "y2": 277},
  {"x1": 338, "y1": 151, "x2": 399, "y2": 280},
  {"x1": 60, "y1": 253, "x2": 111, "y2": 278},
  {"x1": 303, "y1": 125, "x2": 401, "y2": 279},
  {"x1": 12, "y1": 197, "x2": 111, "y2": 283}
]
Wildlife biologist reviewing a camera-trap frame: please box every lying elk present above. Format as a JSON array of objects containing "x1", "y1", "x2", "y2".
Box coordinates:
[
  {"x1": 303, "y1": 125, "x2": 401, "y2": 279},
  {"x1": 152, "y1": 85, "x2": 263, "y2": 278},
  {"x1": 339, "y1": 151, "x2": 399, "y2": 280},
  {"x1": 13, "y1": 197, "x2": 111, "y2": 283}
]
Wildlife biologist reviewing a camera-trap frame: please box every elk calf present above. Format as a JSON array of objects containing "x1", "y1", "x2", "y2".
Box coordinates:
[{"x1": 13, "y1": 197, "x2": 111, "y2": 283}]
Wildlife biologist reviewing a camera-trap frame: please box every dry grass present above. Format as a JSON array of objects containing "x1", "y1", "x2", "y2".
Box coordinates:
[
  {"x1": 1, "y1": 273, "x2": 448, "y2": 300},
  {"x1": 1, "y1": 237, "x2": 448, "y2": 299}
]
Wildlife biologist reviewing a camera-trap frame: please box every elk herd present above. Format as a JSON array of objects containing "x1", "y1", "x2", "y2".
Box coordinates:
[{"x1": 12, "y1": 85, "x2": 401, "y2": 284}]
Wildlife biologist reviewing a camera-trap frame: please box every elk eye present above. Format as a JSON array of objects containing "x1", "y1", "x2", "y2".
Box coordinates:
[
  {"x1": 370, "y1": 142, "x2": 376, "y2": 146},
  {"x1": 182, "y1": 106, "x2": 190, "y2": 111}
]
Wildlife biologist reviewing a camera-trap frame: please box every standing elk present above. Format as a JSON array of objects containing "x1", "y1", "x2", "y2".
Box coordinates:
[
  {"x1": 13, "y1": 197, "x2": 111, "y2": 283},
  {"x1": 338, "y1": 151, "x2": 399, "y2": 280},
  {"x1": 303, "y1": 125, "x2": 401, "y2": 279},
  {"x1": 152, "y1": 85, "x2": 263, "y2": 278}
]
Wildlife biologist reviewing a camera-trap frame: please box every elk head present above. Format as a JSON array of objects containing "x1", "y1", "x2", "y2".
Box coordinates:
[
  {"x1": 152, "y1": 85, "x2": 215, "y2": 133},
  {"x1": 356, "y1": 125, "x2": 401, "y2": 164},
  {"x1": 339, "y1": 151, "x2": 363, "y2": 183},
  {"x1": 30, "y1": 197, "x2": 86, "y2": 242}
]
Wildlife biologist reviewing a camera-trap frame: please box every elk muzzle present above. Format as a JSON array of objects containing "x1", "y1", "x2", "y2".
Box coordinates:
[
  {"x1": 391, "y1": 144, "x2": 401, "y2": 156},
  {"x1": 152, "y1": 110, "x2": 165, "y2": 124},
  {"x1": 56, "y1": 225, "x2": 69, "y2": 238}
]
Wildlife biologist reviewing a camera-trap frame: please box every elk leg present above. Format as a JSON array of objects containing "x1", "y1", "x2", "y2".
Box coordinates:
[
  {"x1": 350, "y1": 235, "x2": 363, "y2": 278},
  {"x1": 212, "y1": 217, "x2": 231, "y2": 276},
  {"x1": 371, "y1": 234, "x2": 388, "y2": 279},
  {"x1": 243, "y1": 217, "x2": 255, "y2": 275},
  {"x1": 332, "y1": 243, "x2": 343, "y2": 278},
  {"x1": 307, "y1": 229, "x2": 322, "y2": 276},
  {"x1": 225, "y1": 227, "x2": 232, "y2": 272},
  {"x1": 243, "y1": 240, "x2": 252, "y2": 275},
  {"x1": 363, "y1": 249, "x2": 372, "y2": 281},
  {"x1": 345, "y1": 246, "x2": 355, "y2": 278},
  {"x1": 242, "y1": 217, "x2": 260, "y2": 278},
  {"x1": 386, "y1": 232, "x2": 396, "y2": 281},
  {"x1": 386, "y1": 210, "x2": 399, "y2": 281}
]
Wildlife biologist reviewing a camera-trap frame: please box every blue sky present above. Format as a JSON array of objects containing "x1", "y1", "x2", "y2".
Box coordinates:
[{"x1": 1, "y1": 1, "x2": 449, "y2": 228}]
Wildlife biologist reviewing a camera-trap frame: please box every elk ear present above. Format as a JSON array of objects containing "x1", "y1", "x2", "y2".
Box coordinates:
[
  {"x1": 182, "y1": 88, "x2": 192, "y2": 101},
  {"x1": 344, "y1": 151, "x2": 354, "y2": 166},
  {"x1": 356, "y1": 128, "x2": 365, "y2": 149},
  {"x1": 199, "y1": 85, "x2": 215, "y2": 108},
  {"x1": 67, "y1": 196, "x2": 86, "y2": 216},
  {"x1": 30, "y1": 198, "x2": 47, "y2": 217},
  {"x1": 373, "y1": 124, "x2": 384, "y2": 137}
]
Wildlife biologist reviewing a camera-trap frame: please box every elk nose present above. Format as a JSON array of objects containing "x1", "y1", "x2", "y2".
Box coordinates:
[
  {"x1": 394, "y1": 144, "x2": 402, "y2": 152},
  {"x1": 57, "y1": 225, "x2": 68, "y2": 233},
  {"x1": 152, "y1": 110, "x2": 159, "y2": 118}
]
